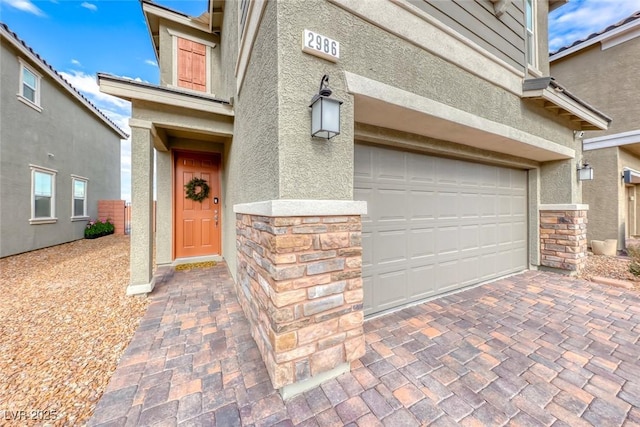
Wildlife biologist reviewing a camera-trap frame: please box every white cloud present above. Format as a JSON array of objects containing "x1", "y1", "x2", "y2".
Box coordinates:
[
  {"x1": 71, "y1": 59, "x2": 81, "y2": 66},
  {"x1": 145, "y1": 59, "x2": 158, "y2": 67},
  {"x1": 80, "y1": 2, "x2": 97, "y2": 11},
  {"x1": 58, "y1": 70, "x2": 131, "y2": 110},
  {"x1": 1, "y1": 0, "x2": 46, "y2": 16},
  {"x1": 549, "y1": 0, "x2": 640, "y2": 52}
]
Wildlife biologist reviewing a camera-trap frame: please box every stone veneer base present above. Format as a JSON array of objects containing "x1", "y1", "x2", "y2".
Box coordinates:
[
  {"x1": 539, "y1": 207, "x2": 588, "y2": 273},
  {"x1": 234, "y1": 203, "x2": 366, "y2": 390}
]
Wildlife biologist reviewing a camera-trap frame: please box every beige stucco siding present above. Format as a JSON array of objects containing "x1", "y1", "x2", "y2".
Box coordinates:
[
  {"x1": 582, "y1": 147, "x2": 619, "y2": 245},
  {"x1": 274, "y1": 0, "x2": 579, "y2": 203},
  {"x1": 551, "y1": 38, "x2": 640, "y2": 139}
]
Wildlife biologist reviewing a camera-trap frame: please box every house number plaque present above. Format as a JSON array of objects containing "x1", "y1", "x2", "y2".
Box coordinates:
[{"x1": 302, "y1": 29, "x2": 340, "y2": 62}]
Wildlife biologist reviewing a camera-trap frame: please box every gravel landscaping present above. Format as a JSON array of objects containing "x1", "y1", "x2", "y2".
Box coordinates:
[
  {"x1": 579, "y1": 252, "x2": 640, "y2": 292},
  {"x1": 0, "y1": 235, "x2": 148, "y2": 426}
]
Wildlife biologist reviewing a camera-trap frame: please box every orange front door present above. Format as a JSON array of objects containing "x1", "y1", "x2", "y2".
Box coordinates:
[{"x1": 175, "y1": 152, "x2": 221, "y2": 258}]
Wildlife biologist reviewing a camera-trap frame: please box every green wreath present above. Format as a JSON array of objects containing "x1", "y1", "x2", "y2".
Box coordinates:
[{"x1": 184, "y1": 177, "x2": 210, "y2": 202}]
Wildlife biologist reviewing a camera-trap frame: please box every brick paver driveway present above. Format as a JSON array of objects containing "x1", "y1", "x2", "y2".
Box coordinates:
[{"x1": 89, "y1": 265, "x2": 640, "y2": 426}]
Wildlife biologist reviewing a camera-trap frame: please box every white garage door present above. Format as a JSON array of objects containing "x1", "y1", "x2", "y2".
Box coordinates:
[{"x1": 355, "y1": 144, "x2": 528, "y2": 316}]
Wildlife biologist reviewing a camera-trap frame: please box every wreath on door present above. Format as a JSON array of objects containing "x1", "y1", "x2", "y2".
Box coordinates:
[{"x1": 184, "y1": 177, "x2": 210, "y2": 202}]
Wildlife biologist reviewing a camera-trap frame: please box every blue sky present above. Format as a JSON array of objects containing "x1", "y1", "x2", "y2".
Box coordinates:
[{"x1": 1, "y1": 0, "x2": 639, "y2": 201}]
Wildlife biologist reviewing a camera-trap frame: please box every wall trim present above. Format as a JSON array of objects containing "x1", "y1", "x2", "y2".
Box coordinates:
[
  {"x1": 540, "y1": 204, "x2": 589, "y2": 211},
  {"x1": 583, "y1": 129, "x2": 640, "y2": 151},
  {"x1": 328, "y1": 0, "x2": 525, "y2": 96},
  {"x1": 233, "y1": 199, "x2": 368, "y2": 217}
]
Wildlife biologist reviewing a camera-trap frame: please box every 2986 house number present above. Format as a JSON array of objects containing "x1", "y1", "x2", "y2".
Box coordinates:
[{"x1": 302, "y1": 29, "x2": 340, "y2": 62}]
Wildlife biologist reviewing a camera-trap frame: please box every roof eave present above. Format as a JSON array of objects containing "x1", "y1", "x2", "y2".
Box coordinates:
[
  {"x1": 522, "y1": 77, "x2": 612, "y2": 131},
  {"x1": 97, "y1": 73, "x2": 233, "y2": 117}
]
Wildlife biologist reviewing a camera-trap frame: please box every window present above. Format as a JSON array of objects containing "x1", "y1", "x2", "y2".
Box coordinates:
[
  {"x1": 30, "y1": 166, "x2": 56, "y2": 223},
  {"x1": 177, "y1": 37, "x2": 207, "y2": 92},
  {"x1": 525, "y1": 0, "x2": 537, "y2": 69},
  {"x1": 19, "y1": 59, "x2": 41, "y2": 108},
  {"x1": 239, "y1": 0, "x2": 250, "y2": 38},
  {"x1": 72, "y1": 176, "x2": 88, "y2": 218}
]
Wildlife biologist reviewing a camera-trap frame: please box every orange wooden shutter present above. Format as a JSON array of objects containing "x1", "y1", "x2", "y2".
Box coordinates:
[{"x1": 177, "y1": 38, "x2": 207, "y2": 92}]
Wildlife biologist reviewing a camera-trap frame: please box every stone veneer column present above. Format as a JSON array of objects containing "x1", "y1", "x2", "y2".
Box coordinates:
[
  {"x1": 234, "y1": 200, "x2": 367, "y2": 397},
  {"x1": 539, "y1": 204, "x2": 589, "y2": 273}
]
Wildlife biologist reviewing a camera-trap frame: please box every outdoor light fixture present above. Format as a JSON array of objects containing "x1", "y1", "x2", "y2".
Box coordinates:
[
  {"x1": 577, "y1": 161, "x2": 594, "y2": 181},
  {"x1": 310, "y1": 74, "x2": 342, "y2": 139}
]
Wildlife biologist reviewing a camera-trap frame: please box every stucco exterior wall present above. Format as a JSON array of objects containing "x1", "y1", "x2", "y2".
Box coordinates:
[
  {"x1": 273, "y1": 0, "x2": 579, "y2": 203},
  {"x1": 223, "y1": 0, "x2": 281, "y2": 276},
  {"x1": 0, "y1": 42, "x2": 121, "y2": 258},
  {"x1": 551, "y1": 37, "x2": 640, "y2": 138},
  {"x1": 582, "y1": 147, "x2": 619, "y2": 246}
]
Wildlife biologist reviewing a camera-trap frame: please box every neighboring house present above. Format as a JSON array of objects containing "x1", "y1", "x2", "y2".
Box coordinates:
[
  {"x1": 0, "y1": 23, "x2": 127, "y2": 258},
  {"x1": 550, "y1": 11, "x2": 640, "y2": 251},
  {"x1": 98, "y1": 0, "x2": 609, "y2": 396}
]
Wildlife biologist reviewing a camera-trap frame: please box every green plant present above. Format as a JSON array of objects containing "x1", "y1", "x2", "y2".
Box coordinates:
[
  {"x1": 627, "y1": 244, "x2": 640, "y2": 276},
  {"x1": 85, "y1": 218, "x2": 115, "y2": 239}
]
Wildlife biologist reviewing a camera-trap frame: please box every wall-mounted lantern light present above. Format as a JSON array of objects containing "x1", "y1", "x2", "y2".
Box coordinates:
[
  {"x1": 577, "y1": 161, "x2": 594, "y2": 181},
  {"x1": 310, "y1": 74, "x2": 342, "y2": 139}
]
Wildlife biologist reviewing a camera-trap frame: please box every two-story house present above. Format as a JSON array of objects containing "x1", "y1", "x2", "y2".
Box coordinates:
[
  {"x1": 551, "y1": 11, "x2": 640, "y2": 252},
  {"x1": 99, "y1": 0, "x2": 609, "y2": 395},
  {"x1": 0, "y1": 23, "x2": 126, "y2": 258}
]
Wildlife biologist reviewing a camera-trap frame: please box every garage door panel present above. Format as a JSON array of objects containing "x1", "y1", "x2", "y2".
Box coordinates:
[
  {"x1": 376, "y1": 270, "x2": 408, "y2": 310},
  {"x1": 357, "y1": 144, "x2": 527, "y2": 316},
  {"x1": 436, "y1": 226, "x2": 459, "y2": 254},
  {"x1": 480, "y1": 224, "x2": 498, "y2": 247},
  {"x1": 409, "y1": 265, "x2": 435, "y2": 299},
  {"x1": 409, "y1": 228, "x2": 435, "y2": 259},
  {"x1": 409, "y1": 156, "x2": 436, "y2": 183},
  {"x1": 437, "y1": 192, "x2": 460, "y2": 219},
  {"x1": 362, "y1": 276, "x2": 374, "y2": 313},
  {"x1": 436, "y1": 260, "x2": 461, "y2": 291},
  {"x1": 461, "y1": 225, "x2": 480, "y2": 251},
  {"x1": 354, "y1": 145, "x2": 374, "y2": 178},
  {"x1": 361, "y1": 231, "x2": 373, "y2": 269},
  {"x1": 377, "y1": 189, "x2": 408, "y2": 221},
  {"x1": 410, "y1": 190, "x2": 436, "y2": 219},
  {"x1": 377, "y1": 151, "x2": 406, "y2": 182},
  {"x1": 376, "y1": 230, "x2": 407, "y2": 265}
]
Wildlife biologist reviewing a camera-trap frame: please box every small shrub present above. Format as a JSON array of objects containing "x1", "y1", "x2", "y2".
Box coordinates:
[
  {"x1": 85, "y1": 218, "x2": 115, "y2": 239},
  {"x1": 627, "y1": 244, "x2": 640, "y2": 276}
]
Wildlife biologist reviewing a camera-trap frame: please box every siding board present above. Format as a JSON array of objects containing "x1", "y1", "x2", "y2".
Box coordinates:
[{"x1": 407, "y1": 0, "x2": 525, "y2": 70}]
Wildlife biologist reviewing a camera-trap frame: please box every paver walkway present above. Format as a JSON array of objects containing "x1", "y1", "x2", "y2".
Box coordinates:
[{"x1": 89, "y1": 264, "x2": 640, "y2": 426}]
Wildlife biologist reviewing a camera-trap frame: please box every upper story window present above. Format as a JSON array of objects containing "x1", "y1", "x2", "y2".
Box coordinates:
[
  {"x1": 18, "y1": 59, "x2": 42, "y2": 110},
  {"x1": 239, "y1": 0, "x2": 250, "y2": 38},
  {"x1": 177, "y1": 37, "x2": 207, "y2": 92},
  {"x1": 30, "y1": 165, "x2": 57, "y2": 224},
  {"x1": 72, "y1": 176, "x2": 88, "y2": 219},
  {"x1": 525, "y1": 0, "x2": 538, "y2": 69}
]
